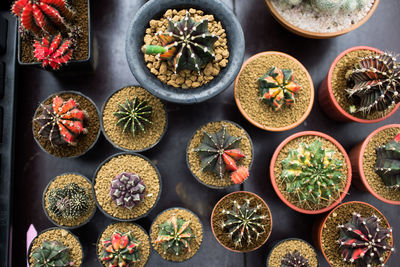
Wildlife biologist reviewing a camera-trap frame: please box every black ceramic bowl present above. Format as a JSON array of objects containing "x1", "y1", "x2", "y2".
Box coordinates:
[{"x1": 125, "y1": 0, "x2": 245, "y2": 104}]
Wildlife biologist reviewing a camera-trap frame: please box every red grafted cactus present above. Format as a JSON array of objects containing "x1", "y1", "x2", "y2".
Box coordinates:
[
  {"x1": 34, "y1": 33, "x2": 74, "y2": 69},
  {"x1": 100, "y1": 231, "x2": 141, "y2": 266}
]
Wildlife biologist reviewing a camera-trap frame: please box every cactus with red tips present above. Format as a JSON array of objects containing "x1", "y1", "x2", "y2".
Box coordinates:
[
  {"x1": 374, "y1": 133, "x2": 400, "y2": 189},
  {"x1": 100, "y1": 231, "x2": 141, "y2": 267},
  {"x1": 337, "y1": 213, "x2": 394, "y2": 267},
  {"x1": 109, "y1": 172, "x2": 146, "y2": 210},
  {"x1": 281, "y1": 250, "x2": 309, "y2": 267},
  {"x1": 258, "y1": 66, "x2": 301, "y2": 111},
  {"x1": 35, "y1": 95, "x2": 88, "y2": 146}
]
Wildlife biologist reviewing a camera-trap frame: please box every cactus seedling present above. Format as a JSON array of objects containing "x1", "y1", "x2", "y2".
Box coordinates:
[
  {"x1": 35, "y1": 95, "x2": 88, "y2": 146},
  {"x1": 142, "y1": 11, "x2": 218, "y2": 74},
  {"x1": 109, "y1": 172, "x2": 146, "y2": 210},
  {"x1": 113, "y1": 97, "x2": 152, "y2": 136},
  {"x1": 281, "y1": 250, "x2": 309, "y2": 267},
  {"x1": 100, "y1": 231, "x2": 141, "y2": 267},
  {"x1": 31, "y1": 240, "x2": 74, "y2": 267},
  {"x1": 280, "y1": 140, "x2": 346, "y2": 205},
  {"x1": 374, "y1": 133, "x2": 400, "y2": 189},
  {"x1": 258, "y1": 66, "x2": 301, "y2": 111},
  {"x1": 153, "y1": 214, "x2": 195, "y2": 256},
  {"x1": 221, "y1": 198, "x2": 266, "y2": 248},
  {"x1": 346, "y1": 52, "x2": 400, "y2": 115},
  {"x1": 337, "y1": 213, "x2": 394, "y2": 267}
]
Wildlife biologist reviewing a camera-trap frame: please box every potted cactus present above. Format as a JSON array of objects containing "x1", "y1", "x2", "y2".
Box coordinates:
[
  {"x1": 12, "y1": 0, "x2": 93, "y2": 71},
  {"x1": 211, "y1": 191, "x2": 272, "y2": 253},
  {"x1": 101, "y1": 85, "x2": 168, "y2": 152},
  {"x1": 266, "y1": 238, "x2": 319, "y2": 267},
  {"x1": 42, "y1": 173, "x2": 96, "y2": 229},
  {"x1": 265, "y1": 0, "x2": 380, "y2": 38},
  {"x1": 349, "y1": 124, "x2": 400, "y2": 205},
  {"x1": 28, "y1": 227, "x2": 83, "y2": 266},
  {"x1": 92, "y1": 152, "x2": 162, "y2": 221},
  {"x1": 186, "y1": 120, "x2": 253, "y2": 189},
  {"x1": 234, "y1": 51, "x2": 314, "y2": 132},
  {"x1": 150, "y1": 207, "x2": 203, "y2": 262},
  {"x1": 270, "y1": 131, "x2": 352, "y2": 214},
  {"x1": 313, "y1": 201, "x2": 394, "y2": 266},
  {"x1": 32, "y1": 91, "x2": 100, "y2": 158},
  {"x1": 97, "y1": 222, "x2": 151, "y2": 267},
  {"x1": 125, "y1": 0, "x2": 245, "y2": 104},
  {"x1": 319, "y1": 46, "x2": 400, "y2": 123}
]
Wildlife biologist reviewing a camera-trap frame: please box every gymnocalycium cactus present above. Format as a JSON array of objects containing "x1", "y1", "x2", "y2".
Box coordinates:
[
  {"x1": 153, "y1": 214, "x2": 195, "y2": 256},
  {"x1": 346, "y1": 52, "x2": 400, "y2": 115},
  {"x1": 280, "y1": 140, "x2": 346, "y2": 205},
  {"x1": 100, "y1": 231, "x2": 141, "y2": 266},
  {"x1": 258, "y1": 66, "x2": 301, "y2": 111},
  {"x1": 142, "y1": 11, "x2": 218, "y2": 74},
  {"x1": 109, "y1": 172, "x2": 146, "y2": 210},
  {"x1": 375, "y1": 133, "x2": 400, "y2": 189},
  {"x1": 281, "y1": 250, "x2": 309, "y2": 267},
  {"x1": 113, "y1": 97, "x2": 152, "y2": 136},
  {"x1": 47, "y1": 182, "x2": 91, "y2": 220},
  {"x1": 221, "y1": 198, "x2": 266, "y2": 248},
  {"x1": 337, "y1": 213, "x2": 394, "y2": 267},
  {"x1": 31, "y1": 240, "x2": 74, "y2": 267}
]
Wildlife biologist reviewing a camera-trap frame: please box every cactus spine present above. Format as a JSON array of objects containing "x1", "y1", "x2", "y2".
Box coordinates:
[
  {"x1": 374, "y1": 133, "x2": 400, "y2": 189},
  {"x1": 31, "y1": 240, "x2": 73, "y2": 267}
]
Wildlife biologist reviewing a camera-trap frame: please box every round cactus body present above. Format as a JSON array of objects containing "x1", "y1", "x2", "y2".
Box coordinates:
[
  {"x1": 375, "y1": 133, "x2": 400, "y2": 189},
  {"x1": 279, "y1": 0, "x2": 303, "y2": 7},
  {"x1": 31, "y1": 240, "x2": 73, "y2": 267},
  {"x1": 311, "y1": 0, "x2": 345, "y2": 13},
  {"x1": 109, "y1": 172, "x2": 146, "y2": 209},
  {"x1": 342, "y1": 0, "x2": 358, "y2": 12},
  {"x1": 100, "y1": 231, "x2": 141, "y2": 266}
]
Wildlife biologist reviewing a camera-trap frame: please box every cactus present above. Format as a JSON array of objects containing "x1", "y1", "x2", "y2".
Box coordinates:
[
  {"x1": 194, "y1": 126, "x2": 249, "y2": 183},
  {"x1": 374, "y1": 133, "x2": 400, "y2": 189},
  {"x1": 113, "y1": 97, "x2": 152, "y2": 136},
  {"x1": 31, "y1": 240, "x2": 74, "y2": 267},
  {"x1": 311, "y1": 0, "x2": 345, "y2": 13},
  {"x1": 337, "y1": 213, "x2": 394, "y2": 266},
  {"x1": 281, "y1": 250, "x2": 309, "y2": 267},
  {"x1": 11, "y1": 0, "x2": 74, "y2": 36},
  {"x1": 221, "y1": 198, "x2": 266, "y2": 248},
  {"x1": 100, "y1": 230, "x2": 141, "y2": 267},
  {"x1": 35, "y1": 95, "x2": 88, "y2": 146},
  {"x1": 258, "y1": 66, "x2": 301, "y2": 111},
  {"x1": 142, "y1": 11, "x2": 218, "y2": 74},
  {"x1": 346, "y1": 52, "x2": 400, "y2": 115},
  {"x1": 109, "y1": 172, "x2": 146, "y2": 210},
  {"x1": 280, "y1": 140, "x2": 346, "y2": 205},
  {"x1": 47, "y1": 182, "x2": 91, "y2": 220},
  {"x1": 279, "y1": 0, "x2": 303, "y2": 7},
  {"x1": 153, "y1": 214, "x2": 195, "y2": 256}
]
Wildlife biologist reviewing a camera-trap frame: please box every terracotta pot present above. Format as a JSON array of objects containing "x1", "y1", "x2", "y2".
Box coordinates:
[
  {"x1": 312, "y1": 201, "x2": 393, "y2": 266},
  {"x1": 264, "y1": 0, "x2": 380, "y2": 39},
  {"x1": 349, "y1": 124, "x2": 400, "y2": 205},
  {"x1": 210, "y1": 191, "x2": 272, "y2": 253},
  {"x1": 234, "y1": 51, "x2": 314, "y2": 132},
  {"x1": 269, "y1": 131, "x2": 352, "y2": 214},
  {"x1": 318, "y1": 46, "x2": 400, "y2": 123}
]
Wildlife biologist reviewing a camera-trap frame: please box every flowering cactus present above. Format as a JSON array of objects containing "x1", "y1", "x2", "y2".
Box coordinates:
[
  {"x1": 375, "y1": 133, "x2": 400, "y2": 189},
  {"x1": 109, "y1": 172, "x2": 146, "y2": 210},
  {"x1": 31, "y1": 240, "x2": 74, "y2": 267}
]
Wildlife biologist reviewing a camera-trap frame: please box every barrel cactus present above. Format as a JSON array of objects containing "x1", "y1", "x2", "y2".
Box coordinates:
[
  {"x1": 100, "y1": 231, "x2": 141, "y2": 266},
  {"x1": 375, "y1": 133, "x2": 400, "y2": 189},
  {"x1": 281, "y1": 250, "x2": 309, "y2": 267},
  {"x1": 109, "y1": 172, "x2": 146, "y2": 209},
  {"x1": 31, "y1": 240, "x2": 73, "y2": 267}
]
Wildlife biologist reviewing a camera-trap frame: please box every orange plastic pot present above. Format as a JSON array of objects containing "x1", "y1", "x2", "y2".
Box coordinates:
[
  {"x1": 349, "y1": 124, "x2": 400, "y2": 205},
  {"x1": 270, "y1": 131, "x2": 352, "y2": 214},
  {"x1": 318, "y1": 46, "x2": 400, "y2": 123}
]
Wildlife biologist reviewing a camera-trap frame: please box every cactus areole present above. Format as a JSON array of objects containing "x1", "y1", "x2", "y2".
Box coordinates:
[
  {"x1": 31, "y1": 240, "x2": 74, "y2": 267},
  {"x1": 374, "y1": 133, "x2": 400, "y2": 189},
  {"x1": 109, "y1": 172, "x2": 146, "y2": 210}
]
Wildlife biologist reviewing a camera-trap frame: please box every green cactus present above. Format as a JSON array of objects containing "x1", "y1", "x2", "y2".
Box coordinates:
[
  {"x1": 375, "y1": 133, "x2": 400, "y2": 189},
  {"x1": 279, "y1": 0, "x2": 303, "y2": 7},
  {"x1": 31, "y1": 240, "x2": 73, "y2": 267},
  {"x1": 280, "y1": 140, "x2": 346, "y2": 205},
  {"x1": 311, "y1": 0, "x2": 345, "y2": 13}
]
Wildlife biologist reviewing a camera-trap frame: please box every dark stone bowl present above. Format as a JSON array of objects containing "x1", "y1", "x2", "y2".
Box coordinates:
[{"x1": 125, "y1": 0, "x2": 245, "y2": 104}]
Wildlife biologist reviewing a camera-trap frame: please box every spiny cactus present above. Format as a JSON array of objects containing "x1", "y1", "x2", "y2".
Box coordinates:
[
  {"x1": 337, "y1": 213, "x2": 394, "y2": 267},
  {"x1": 113, "y1": 97, "x2": 152, "y2": 136},
  {"x1": 47, "y1": 182, "x2": 91, "y2": 220},
  {"x1": 31, "y1": 240, "x2": 74, "y2": 267},
  {"x1": 311, "y1": 0, "x2": 345, "y2": 13},
  {"x1": 194, "y1": 126, "x2": 249, "y2": 184},
  {"x1": 153, "y1": 214, "x2": 195, "y2": 256},
  {"x1": 375, "y1": 133, "x2": 400, "y2": 189},
  {"x1": 221, "y1": 198, "x2": 266, "y2": 248},
  {"x1": 142, "y1": 11, "x2": 218, "y2": 74},
  {"x1": 100, "y1": 231, "x2": 141, "y2": 267},
  {"x1": 281, "y1": 250, "x2": 309, "y2": 267},
  {"x1": 11, "y1": 0, "x2": 75, "y2": 36},
  {"x1": 109, "y1": 172, "x2": 146, "y2": 210},
  {"x1": 280, "y1": 140, "x2": 346, "y2": 205},
  {"x1": 35, "y1": 95, "x2": 88, "y2": 146},
  {"x1": 258, "y1": 66, "x2": 301, "y2": 111},
  {"x1": 278, "y1": 0, "x2": 303, "y2": 7},
  {"x1": 346, "y1": 52, "x2": 400, "y2": 115}
]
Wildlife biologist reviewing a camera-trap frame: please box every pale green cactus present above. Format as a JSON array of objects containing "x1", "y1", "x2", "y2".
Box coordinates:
[
  {"x1": 311, "y1": 0, "x2": 345, "y2": 13},
  {"x1": 279, "y1": 0, "x2": 303, "y2": 7}
]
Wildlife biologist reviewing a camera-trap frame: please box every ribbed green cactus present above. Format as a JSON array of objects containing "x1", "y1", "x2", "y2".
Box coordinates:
[
  {"x1": 31, "y1": 240, "x2": 73, "y2": 267},
  {"x1": 280, "y1": 140, "x2": 346, "y2": 205},
  {"x1": 375, "y1": 133, "x2": 400, "y2": 189}
]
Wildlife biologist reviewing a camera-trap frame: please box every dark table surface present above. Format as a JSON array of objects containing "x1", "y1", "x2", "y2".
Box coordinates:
[{"x1": 11, "y1": 0, "x2": 400, "y2": 266}]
